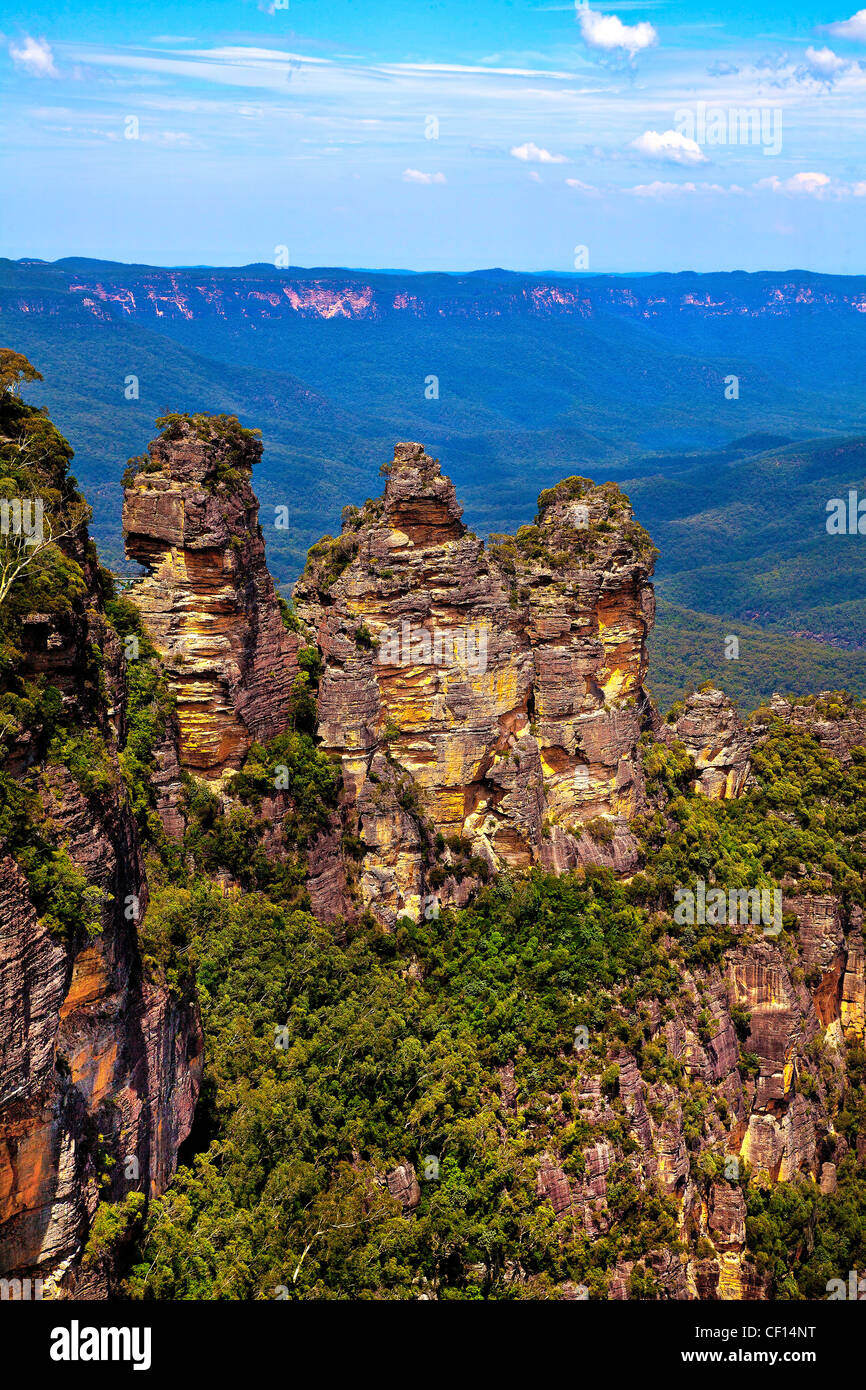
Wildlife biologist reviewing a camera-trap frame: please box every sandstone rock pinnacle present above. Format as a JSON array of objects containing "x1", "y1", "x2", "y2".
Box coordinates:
[{"x1": 122, "y1": 414, "x2": 300, "y2": 777}]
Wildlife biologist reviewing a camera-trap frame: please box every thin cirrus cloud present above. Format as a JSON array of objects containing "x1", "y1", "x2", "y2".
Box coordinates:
[
  {"x1": 566, "y1": 177, "x2": 601, "y2": 196},
  {"x1": 619, "y1": 173, "x2": 866, "y2": 199},
  {"x1": 704, "y1": 47, "x2": 865, "y2": 90},
  {"x1": 402, "y1": 169, "x2": 446, "y2": 184},
  {"x1": 824, "y1": 8, "x2": 866, "y2": 40},
  {"x1": 8, "y1": 35, "x2": 58, "y2": 77},
  {"x1": 630, "y1": 129, "x2": 706, "y2": 165},
  {"x1": 575, "y1": 1, "x2": 658, "y2": 59},
  {"x1": 625, "y1": 180, "x2": 737, "y2": 198},
  {"x1": 511, "y1": 141, "x2": 568, "y2": 163}
]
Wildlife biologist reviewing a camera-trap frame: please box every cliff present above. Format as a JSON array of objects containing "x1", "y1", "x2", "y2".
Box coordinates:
[
  {"x1": 0, "y1": 371, "x2": 201, "y2": 1295},
  {"x1": 294, "y1": 442, "x2": 657, "y2": 924},
  {"x1": 122, "y1": 413, "x2": 300, "y2": 779},
  {"x1": 9, "y1": 262, "x2": 866, "y2": 326}
]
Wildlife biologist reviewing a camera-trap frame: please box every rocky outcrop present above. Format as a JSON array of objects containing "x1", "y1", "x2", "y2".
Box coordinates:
[
  {"x1": 662, "y1": 687, "x2": 754, "y2": 798},
  {"x1": 122, "y1": 415, "x2": 299, "y2": 779},
  {"x1": 294, "y1": 443, "x2": 657, "y2": 924},
  {"x1": 384, "y1": 1162, "x2": 421, "y2": 1213},
  {"x1": 767, "y1": 691, "x2": 866, "y2": 764}
]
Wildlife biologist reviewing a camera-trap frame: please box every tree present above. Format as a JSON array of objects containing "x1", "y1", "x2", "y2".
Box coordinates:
[
  {"x1": 0, "y1": 495, "x2": 91, "y2": 606},
  {"x1": 0, "y1": 349, "x2": 43, "y2": 401}
]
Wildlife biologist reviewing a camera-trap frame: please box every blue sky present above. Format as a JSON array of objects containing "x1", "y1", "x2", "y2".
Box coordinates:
[{"x1": 2, "y1": 1, "x2": 866, "y2": 271}]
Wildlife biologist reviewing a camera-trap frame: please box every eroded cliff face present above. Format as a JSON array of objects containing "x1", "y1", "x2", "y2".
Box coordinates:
[
  {"x1": 294, "y1": 443, "x2": 657, "y2": 924},
  {"x1": 530, "y1": 887, "x2": 866, "y2": 1300},
  {"x1": 122, "y1": 415, "x2": 299, "y2": 779},
  {"x1": 0, "y1": 527, "x2": 201, "y2": 1296},
  {"x1": 662, "y1": 688, "x2": 754, "y2": 799}
]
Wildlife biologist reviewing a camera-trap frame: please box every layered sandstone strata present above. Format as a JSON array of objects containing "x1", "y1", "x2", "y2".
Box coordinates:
[
  {"x1": 122, "y1": 415, "x2": 299, "y2": 778},
  {"x1": 662, "y1": 687, "x2": 754, "y2": 798},
  {"x1": 294, "y1": 442, "x2": 657, "y2": 923},
  {"x1": 0, "y1": 540, "x2": 201, "y2": 1296}
]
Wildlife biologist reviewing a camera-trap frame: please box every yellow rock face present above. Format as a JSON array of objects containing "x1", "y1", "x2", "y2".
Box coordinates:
[
  {"x1": 123, "y1": 420, "x2": 300, "y2": 778},
  {"x1": 295, "y1": 446, "x2": 657, "y2": 923}
]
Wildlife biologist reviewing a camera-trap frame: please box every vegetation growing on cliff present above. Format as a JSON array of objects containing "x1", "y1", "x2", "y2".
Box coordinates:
[
  {"x1": 113, "y1": 707, "x2": 866, "y2": 1300},
  {"x1": 0, "y1": 352, "x2": 91, "y2": 662},
  {"x1": 154, "y1": 412, "x2": 262, "y2": 489}
]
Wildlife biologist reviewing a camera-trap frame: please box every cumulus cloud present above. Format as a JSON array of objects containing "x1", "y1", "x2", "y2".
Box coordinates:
[
  {"x1": 402, "y1": 168, "x2": 446, "y2": 184},
  {"x1": 576, "y1": 2, "x2": 658, "y2": 59},
  {"x1": 630, "y1": 129, "x2": 707, "y2": 165},
  {"x1": 755, "y1": 171, "x2": 866, "y2": 197},
  {"x1": 825, "y1": 8, "x2": 866, "y2": 39},
  {"x1": 9, "y1": 35, "x2": 58, "y2": 77},
  {"x1": 804, "y1": 44, "x2": 848, "y2": 77},
  {"x1": 510, "y1": 141, "x2": 568, "y2": 163}
]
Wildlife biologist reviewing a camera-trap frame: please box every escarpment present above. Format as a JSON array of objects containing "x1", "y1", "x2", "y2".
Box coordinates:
[
  {"x1": 0, "y1": 387, "x2": 201, "y2": 1295},
  {"x1": 122, "y1": 414, "x2": 300, "y2": 779},
  {"x1": 293, "y1": 442, "x2": 657, "y2": 924}
]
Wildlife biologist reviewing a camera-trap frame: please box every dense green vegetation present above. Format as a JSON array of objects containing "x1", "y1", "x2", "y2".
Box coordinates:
[
  {"x1": 98, "y1": 713, "x2": 866, "y2": 1299},
  {"x1": 0, "y1": 353, "x2": 110, "y2": 940},
  {"x1": 649, "y1": 600, "x2": 866, "y2": 714},
  {"x1": 0, "y1": 349, "x2": 91, "y2": 667}
]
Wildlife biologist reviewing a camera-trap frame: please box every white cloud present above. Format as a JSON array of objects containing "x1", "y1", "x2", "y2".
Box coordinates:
[
  {"x1": 9, "y1": 35, "x2": 58, "y2": 77},
  {"x1": 576, "y1": 2, "x2": 658, "y2": 59},
  {"x1": 708, "y1": 48, "x2": 865, "y2": 89},
  {"x1": 825, "y1": 8, "x2": 866, "y2": 39},
  {"x1": 625, "y1": 180, "x2": 736, "y2": 198},
  {"x1": 566, "y1": 177, "x2": 601, "y2": 196},
  {"x1": 754, "y1": 171, "x2": 866, "y2": 197},
  {"x1": 511, "y1": 140, "x2": 568, "y2": 163},
  {"x1": 630, "y1": 129, "x2": 707, "y2": 165},
  {"x1": 756, "y1": 171, "x2": 831, "y2": 196},
  {"x1": 402, "y1": 168, "x2": 446, "y2": 184},
  {"x1": 804, "y1": 45, "x2": 848, "y2": 77}
]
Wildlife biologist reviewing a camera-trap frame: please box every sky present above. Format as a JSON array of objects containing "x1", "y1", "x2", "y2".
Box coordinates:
[{"x1": 2, "y1": 1, "x2": 866, "y2": 272}]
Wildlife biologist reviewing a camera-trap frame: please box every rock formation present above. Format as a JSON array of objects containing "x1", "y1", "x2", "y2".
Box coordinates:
[
  {"x1": 294, "y1": 442, "x2": 657, "y2": 923},
  {"x1": 0, "y1": 524, "x2": 201, "y2": 1296},
  {"x1": 662, "y1": 687, "x2": 753, "y2": 798},
  {"x1": 122, "y1": 414, "x2": 299, "y2": 778}
]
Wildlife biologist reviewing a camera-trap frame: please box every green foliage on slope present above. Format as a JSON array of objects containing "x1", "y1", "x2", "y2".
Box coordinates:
[
  {"x1": 649, "y1": 600, "x2": 866, "y2": 714},
  {"x1": 114, "y1": 716, "x2": 866, "y2": 1300}
]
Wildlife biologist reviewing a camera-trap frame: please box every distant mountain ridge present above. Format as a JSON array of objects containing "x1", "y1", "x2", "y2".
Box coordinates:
[
  {"x1": 5, "y1": 258, "x2": 866, "y2": 325},
  {"x1": 2, "y1": 257, "x2": 865, "y2": 704}
]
